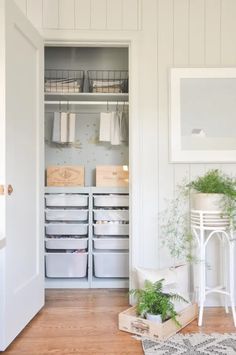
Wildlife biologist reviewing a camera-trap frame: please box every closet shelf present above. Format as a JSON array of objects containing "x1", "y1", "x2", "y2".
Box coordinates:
[
  {"x1": 44, "y1": 92, "x2": 129, "y2": 103},
  {"x1": 45, "y1": 100, "x2": 129, "y2": 106}
]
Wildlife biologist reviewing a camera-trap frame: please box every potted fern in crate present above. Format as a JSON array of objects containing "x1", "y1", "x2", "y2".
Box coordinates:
[
  {"x1": 130, "y1": 279, "x2": 188, "y2": 326},
  {"x1": 160, "y1": 169, "x2": 236, "y2": 262}
]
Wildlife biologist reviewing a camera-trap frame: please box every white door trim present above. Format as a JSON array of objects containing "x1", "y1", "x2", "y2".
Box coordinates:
[{"x1": 43, "y1": 35, "x2": 141, "y2": 289}]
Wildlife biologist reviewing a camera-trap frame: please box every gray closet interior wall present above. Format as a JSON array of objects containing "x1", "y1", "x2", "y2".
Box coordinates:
[{"x1": 44, "y1": 47, "x2": 129, "y2": 186}]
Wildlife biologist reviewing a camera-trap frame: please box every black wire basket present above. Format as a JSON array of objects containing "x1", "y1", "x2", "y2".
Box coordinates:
[
  {"x1": 45, "y1": 69, "x2": 85, "y2": 93},
  {"x1": 87, "y1": 70, "x2": 128, "y2": 93}
]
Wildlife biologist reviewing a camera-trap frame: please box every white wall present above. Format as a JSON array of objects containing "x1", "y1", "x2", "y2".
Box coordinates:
[{"x1": 14, "y1": 0, "x2": 236, "y2": 298}]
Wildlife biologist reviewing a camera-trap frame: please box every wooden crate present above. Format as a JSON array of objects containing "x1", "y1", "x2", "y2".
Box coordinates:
[
  {"x1": 96, "y1": 165, "x2": 129, "y2": 187},
  {"x1": 119, "y1": 303, "x2": 198, "y2": 341},
  {"x1": 47, "y1": 166, "x2": 84, "y2": 187}
]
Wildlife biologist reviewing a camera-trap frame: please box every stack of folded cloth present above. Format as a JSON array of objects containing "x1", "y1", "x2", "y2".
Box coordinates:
[
  {"x1": 91, "y1": 80, "x2": 123, "y2": 93},
  {"x1": 45, "y1": 78, "x2": 81, "y2": 93}
]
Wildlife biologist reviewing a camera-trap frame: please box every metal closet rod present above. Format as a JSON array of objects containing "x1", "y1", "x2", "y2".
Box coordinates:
[{"x1": 45, "y1": 101, "x2": 129, "y2": 105}]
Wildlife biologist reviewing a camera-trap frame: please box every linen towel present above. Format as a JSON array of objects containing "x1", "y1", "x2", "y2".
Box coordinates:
[
  {"x1": 110, "y1": 111, "x2": 121, "y2": 145},
  {"x1": 120, "y1": 111, "x2": 128, "y2": 142},
  {"x1": 52, "y1": 112, "x2": 61, "y2": 143},
  {"x1": 60, "y1": 112, "x2": 68, "y2": 143},
  {"x1": 68, "y1": 113, "x2": 76, "y2": 143},
  {"x1": 99, "y1": 112, "x2": 112, "y2": 141}
]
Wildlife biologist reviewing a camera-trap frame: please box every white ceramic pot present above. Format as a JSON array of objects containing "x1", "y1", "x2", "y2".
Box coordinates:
[
  {"x1": 191, "y1": 193, "x2": 224, "y2": 211},
  {"x1": 146, "y1": 313, "x2": 162, "y2": 324}
]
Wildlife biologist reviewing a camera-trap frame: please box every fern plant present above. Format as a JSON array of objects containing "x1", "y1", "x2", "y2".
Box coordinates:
[
  {"x1": 130, "y1": 279, "x2": 188, "y2": 327},
  {"x1": 160, "y1": 169, "x2": 236, "y2": 262}
]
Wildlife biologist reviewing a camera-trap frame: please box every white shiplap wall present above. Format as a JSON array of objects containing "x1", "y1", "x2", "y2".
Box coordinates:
[
  {"x1": 14, "y1": 0, "x2": 141, "y2": 31},
  {"x1": 14, "y1": 0, "x2": 236, "y2": 293}
]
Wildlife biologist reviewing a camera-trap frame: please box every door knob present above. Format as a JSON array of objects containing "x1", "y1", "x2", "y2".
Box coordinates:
[
  {"x1": 0, "y1": 185, "x2": 4, "y2": 195},
  {"x1": 7, "y1": 184, "x2": 13, "y2": 195}
]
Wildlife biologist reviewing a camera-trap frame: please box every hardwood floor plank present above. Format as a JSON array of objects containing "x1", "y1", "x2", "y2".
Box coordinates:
[{"x1": 2, "y1": 289, "x2": 236, "y2": 354}]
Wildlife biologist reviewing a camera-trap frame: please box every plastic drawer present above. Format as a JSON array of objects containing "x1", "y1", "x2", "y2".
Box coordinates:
[
  {"x1": 93, "y1": 238, "x2": 129, "y2": 250},
  {"x1": 93, "y1": 223, "x2": 129, "y2": 236},
  {"x1": 93, "y1": 251, "x2": 129, "y2": 278},
  {"x1": 45, "y1": 223, "x2": 88, "y2": 235},
  {"x1": 45, "y1": 252, "x2": 88, "y2": 278},
  {"x1": 45, "y1": 238, "x2": 88, "y2": 250},
  {"x1": 45, "y1": 194, "x2": 88, "y2": 207},
  {"x1": 93, "y1": 195, "x2": 129, "y2": 207},
  {"x1": 93, "y1": 210, "x2": 129, "y2": 221},
  {"x1": 45, "y1": 209, "x2": 88, "y2": 221}
]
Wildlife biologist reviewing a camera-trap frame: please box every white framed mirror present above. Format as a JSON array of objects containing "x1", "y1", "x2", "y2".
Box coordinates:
[{"x1": 170, "y1": 68, "x2": 236, "y2": 162}]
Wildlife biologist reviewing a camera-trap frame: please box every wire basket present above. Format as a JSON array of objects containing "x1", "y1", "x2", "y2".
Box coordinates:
[
  {"x1": 87, "y1": 70, "x2": 128, "y2": 93},
  {"x1": 45, "y1": 69, "x2": 84, "y2": 93}
]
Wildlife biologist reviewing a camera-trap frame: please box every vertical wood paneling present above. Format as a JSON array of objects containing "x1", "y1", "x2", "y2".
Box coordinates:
[
  {"x1": 27, "y1": 0, "x2": 43, "y2": 29},
  {"x1": 136, "y1": 0, "x2": 158, "y2": 268},
  {"x1": 189, "y1": 0, "x2": 205, "y2": 65},
  {"x1": 205, "y1": 0, "x2": 221, "y2": 66},
  {"x1": 173, "y1": 0, "x2": 189, "y2": 66},
  {"x1": 14, "y1": 0, "x2": 27, "y2": 14},
  {"x1": 75, "y1": 0, "x2": 91, "y2": 29},
  {"x1": 123, "y1": 0, "x2": 138, "y2": 30},
  {"x1": 158, "y1": 0, "x2": 174, "y2": 268},
  {"x1": 59, "y1": 0, "x2": 75, "y2": 29},
  {"x1": 221, "y1": 0, "x2": 236, "y2": 65},
  {"x1": 173, "y1": 0, "x2": 190, "y2": 199},
  {"x1": 43, "y1": 0, "x2": 59, "y2": 29},
  {"x1": 91, "y1": 0, "x2": 107, "y2": 29},
  {"x1": 107, "y1": 0, "x2": 122, "y2": 30}
]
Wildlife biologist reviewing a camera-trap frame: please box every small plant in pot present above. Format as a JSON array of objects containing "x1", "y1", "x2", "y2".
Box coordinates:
[
  {"x1": 129, "y1": 279, "x2": 188, "y2": 327},
  {"x1": 160, "y1": 169, "x2": 236, "y2": 262}
]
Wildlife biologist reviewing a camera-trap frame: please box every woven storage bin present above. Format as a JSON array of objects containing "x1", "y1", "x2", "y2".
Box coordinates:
[{"x1": 87, "y1": 70, "x2": 128, "y2": 93}]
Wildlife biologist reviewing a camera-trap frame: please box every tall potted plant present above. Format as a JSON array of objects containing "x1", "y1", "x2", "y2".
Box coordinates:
[{"x1": 160, "y1": 169, "x2": 236, "y2": 262}]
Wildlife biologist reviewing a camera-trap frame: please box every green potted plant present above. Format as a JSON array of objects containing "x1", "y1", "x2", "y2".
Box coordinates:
[
  {"x1": 160, "y1": 169, "x2": 236, "y2": 262},
  {"x1": 130, "y1": 279, "x2": 188, "y2": 326}
]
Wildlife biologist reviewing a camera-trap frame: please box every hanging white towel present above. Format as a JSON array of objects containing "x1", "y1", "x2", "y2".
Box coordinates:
[
  {"x1": 52, "y1": 112, "x2": 61, "y2": 143},
  {"x1": 110, "y1": 111, "x2": 121, "y2": 145},
  {"x1": 60, "y1": 112, "x2": 68, "y2": 143},
  {"x1": 68, "y1": 113, "x2": 76, "y2": 143},
  {"x1": 120, "y1": 110, "x2": 129, "y2": 142},
  {"x1": 99, "y1": 112, "x2": 112, "y2": 142}
]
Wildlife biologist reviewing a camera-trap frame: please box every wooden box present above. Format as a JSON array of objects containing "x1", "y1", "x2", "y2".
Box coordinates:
[
  {"x1": 96, "y1": 165, "x2": 129, "y2": 187},
  {"x1": 47, "y1": 166, "x2": 84, "y2": 187},
  {"x1": 119, "y1": 304, "x2": 198, "y2": 341}
]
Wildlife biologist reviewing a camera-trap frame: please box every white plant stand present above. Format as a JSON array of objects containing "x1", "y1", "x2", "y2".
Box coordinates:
[{"x1": 191, "y1": 209, "x2": 236, "y2": 327}]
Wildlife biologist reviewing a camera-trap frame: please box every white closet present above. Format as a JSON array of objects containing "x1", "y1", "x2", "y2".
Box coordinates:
[{"x1": 44, "y1": 46, "x2": 129, "y2": 289}]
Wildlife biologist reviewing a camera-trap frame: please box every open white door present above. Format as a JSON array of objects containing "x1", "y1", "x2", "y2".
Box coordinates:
[{"x1": 0, "y1": 0, "x2": 44, "y2": 350}]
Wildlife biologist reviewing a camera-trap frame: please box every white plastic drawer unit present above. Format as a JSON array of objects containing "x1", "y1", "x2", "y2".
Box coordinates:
[
  {"x1": 45, "y1": 223, "x2": 88, "y2": 235},
  {"x1": 93, "y1": 238, "x2": 129, "y2": 250},
  {"x1": 93, "y1": 223, "x2": 129, "y2": 236},
  {"x1": 45, "y1": 238, "x2": 88, "y2": 250},
  {"x1": 45, "y1": 209, "x2": 88, "y2": 222},
  {"x1": 45, "y1": 194, "x2": 88, "y2": 207},
  {"x1": 45, "y1": 252, "x2": 88, "y2": 278},
  {"x1": 93, "y1": 210, "x2": 129, "y2": 221},
  {"x1": 93, "y1": 251, "x2": 129, "y2": 278},
  {"x1": 93, "y1": 195, "x2": 129, "y2": 207}
]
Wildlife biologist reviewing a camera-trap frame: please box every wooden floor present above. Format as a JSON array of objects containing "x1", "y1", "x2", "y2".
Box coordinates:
[{"x1": 3, "y1": 289, "x2": 236, "y2": 354}]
